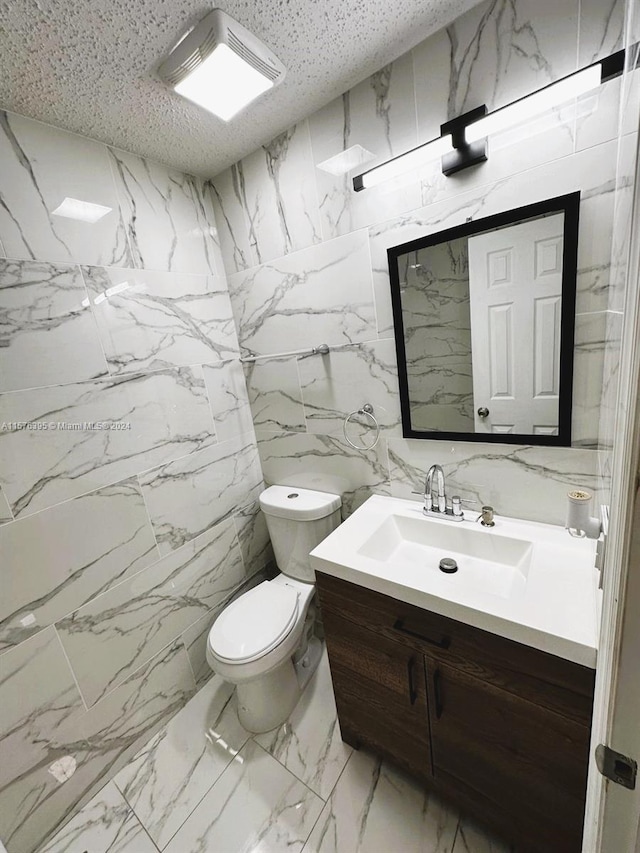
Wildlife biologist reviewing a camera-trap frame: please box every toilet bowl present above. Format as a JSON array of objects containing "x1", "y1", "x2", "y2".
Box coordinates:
[{"x1": 206, "y1": 485, "x2": 341, "y2": 733}]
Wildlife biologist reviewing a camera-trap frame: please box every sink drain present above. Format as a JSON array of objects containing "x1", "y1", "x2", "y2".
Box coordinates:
[{"x1": 439, "y1": 557, "x2": 458, "y2": 574}]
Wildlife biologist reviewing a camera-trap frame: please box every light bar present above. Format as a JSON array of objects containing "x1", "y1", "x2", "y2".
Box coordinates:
[
  {"x1": 466, "y1": 65, "x2": 602, "y2": 144},
  {"x1": 352, "y1": 45, "x2": 633, "y2": 189},
  {"x1": 354, "y1": 135, "x2": 453, "y2": 191}
]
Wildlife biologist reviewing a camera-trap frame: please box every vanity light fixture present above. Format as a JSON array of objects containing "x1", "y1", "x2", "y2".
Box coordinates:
[
  {"x1": 158, "y1": 9, "x2": 286, "y2": 121},
  {"x1": 353, "y1": 46, "x2": 632, "y2": 189},
  {"x1": 353, "y1": 134, "x2": 453, "y2": 190}
]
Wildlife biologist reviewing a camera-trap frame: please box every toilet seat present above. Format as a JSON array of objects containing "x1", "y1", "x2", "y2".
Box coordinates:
[{"x1": 209, "y1": 581, "x2": 299, "y2": 664}]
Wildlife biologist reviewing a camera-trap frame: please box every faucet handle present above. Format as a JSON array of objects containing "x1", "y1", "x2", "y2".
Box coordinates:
[
  {"x1": 450, "y1": 495, "x2": 477, "y2": 517},
  {"x1": 411, "y1": 489, "x2": 433, "y2": 512}
]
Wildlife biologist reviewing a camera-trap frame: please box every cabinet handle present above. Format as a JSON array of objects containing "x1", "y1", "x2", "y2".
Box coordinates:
[
  {"x1": 433, "y1": 667, "x2": 444, "y2": 719},
  {"x1": 407, "y1": 656, "x2": 418, "y2": 705},
  {"x1": 393, "y1": 618, "x2": 451, "y2": 650}
]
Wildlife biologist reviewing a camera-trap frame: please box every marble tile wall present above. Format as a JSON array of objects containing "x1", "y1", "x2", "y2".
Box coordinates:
[
  {"x1": 1, "y1": 1, "x2": 636, "y2": 850},
  {"x1": 211, "y1": 0, "x2": 634, "y2": 526},
  {"x1": 0, "y1": 111, "x2": 272, "y2": 853}
]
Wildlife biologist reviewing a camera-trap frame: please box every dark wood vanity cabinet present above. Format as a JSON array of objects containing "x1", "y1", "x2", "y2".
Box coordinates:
[
  {"x1": 320, "y1": 598, "x2": 432, "y2": 782},
  {"x1": 316, "y1": 572, "x2": 595, "y2": 853}
]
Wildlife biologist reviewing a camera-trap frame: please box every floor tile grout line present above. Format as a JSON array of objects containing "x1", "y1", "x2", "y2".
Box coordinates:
[
  {"x1": 114, "y1": 687, "x2": 253, "y2": 852},
  {"x1": 125, "y1": 797, "x2": 163, "y2": 853},
  {"x1": 247, "y1": 653, "x2": 344, "y2": 801},
  {"x1": 299, "y1": 748, "x2": 359, "y2": 852},
  {"x1": 250, "y1": 739, "x2": 327, "y2": 805}
]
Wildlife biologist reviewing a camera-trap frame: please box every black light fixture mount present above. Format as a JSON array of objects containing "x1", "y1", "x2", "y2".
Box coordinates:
[{"x1": 440, "y1": 105, "x2": 488, "y2": 176}]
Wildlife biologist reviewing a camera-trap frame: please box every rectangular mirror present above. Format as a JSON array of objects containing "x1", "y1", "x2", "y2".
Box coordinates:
[{"x1": 387, "y1": 193, "x2": 580, "y2": 445}]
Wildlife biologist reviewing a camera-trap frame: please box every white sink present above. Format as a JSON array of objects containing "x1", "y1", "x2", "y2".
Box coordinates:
[
  {"x1": 358, "y1": 513, "x2": 532, "y2": 599},
  {"x1": 310, "y1": 495, "x2": 600, "y2": 667}
]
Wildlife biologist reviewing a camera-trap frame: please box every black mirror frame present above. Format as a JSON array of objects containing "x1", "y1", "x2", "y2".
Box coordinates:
[{"x1": 387, "y1": 191, "x2": 581, "y2": 446}]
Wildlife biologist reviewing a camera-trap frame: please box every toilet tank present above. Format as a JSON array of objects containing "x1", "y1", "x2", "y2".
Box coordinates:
[{"x1": 259, "y1": 486, "x2": 341, "y2": 582}]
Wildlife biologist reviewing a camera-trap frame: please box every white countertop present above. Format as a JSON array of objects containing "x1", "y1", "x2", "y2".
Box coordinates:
[{"x1": 310, "y1": 495, "x2": 600, "y2": 669}]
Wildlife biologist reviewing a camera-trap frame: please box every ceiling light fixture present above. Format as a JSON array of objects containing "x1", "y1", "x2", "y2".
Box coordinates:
[
  {"x1": 354, "y1": 46, "x2": 633, "y2": 189},
  {"x1": 159, "y1": 9, "x2": 286, "y2": 121}
]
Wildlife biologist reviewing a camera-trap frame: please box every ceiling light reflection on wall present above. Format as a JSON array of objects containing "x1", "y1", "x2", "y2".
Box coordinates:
[
  {"x1": 51, "y1": 198, "x2": 112, "y2": 223},
  {"x1": 316, "y1": 145, "x2": 377, "y2": 176},
  {"x1": 159, "y1": 9, "x2": 286, "y2": 121},
  {"x1": 94, "y1": 282, "x2": 131, "y2": 305}
]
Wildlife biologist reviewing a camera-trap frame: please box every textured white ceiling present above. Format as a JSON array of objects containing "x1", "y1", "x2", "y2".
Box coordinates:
[{"x1": 0, "y1": 0, "x2": 481, "y2": 178}]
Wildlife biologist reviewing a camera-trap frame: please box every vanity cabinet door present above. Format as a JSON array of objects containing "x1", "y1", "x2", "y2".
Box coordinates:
[
  {"x1": 426, "y1": 659, "x2": 590, "y2": 852},
  {"x1": 321, "y1": 605, "x2": 433, "y2": 783}
]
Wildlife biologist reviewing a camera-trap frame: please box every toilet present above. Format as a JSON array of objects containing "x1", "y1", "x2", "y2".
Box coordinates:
[{"x1": 206, "y1": 485, "x2": 341, "y2": 733}]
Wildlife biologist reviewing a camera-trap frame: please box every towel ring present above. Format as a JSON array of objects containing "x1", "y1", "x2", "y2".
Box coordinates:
[{"x1": 343, "y1": 403, "x2": 380, "y2": 451}]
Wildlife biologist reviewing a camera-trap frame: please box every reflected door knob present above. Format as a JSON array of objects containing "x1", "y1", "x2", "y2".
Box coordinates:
[{"x1": 477, "y1": 407, "x2": 490, "y2": 418}]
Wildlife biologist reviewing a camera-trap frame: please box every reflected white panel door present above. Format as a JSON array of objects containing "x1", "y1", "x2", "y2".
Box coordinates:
[{"x1": 468, "y1": 213, "x2": 565, "y2": 434}]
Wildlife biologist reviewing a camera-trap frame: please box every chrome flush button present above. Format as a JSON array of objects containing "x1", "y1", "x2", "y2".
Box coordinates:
[{"x1": 287, "y1": 493, "x2": 299, "y2": 498}]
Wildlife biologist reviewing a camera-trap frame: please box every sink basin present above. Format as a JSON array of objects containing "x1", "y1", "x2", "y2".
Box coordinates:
[
  {"x1": 309, "y1": 494, "x2": 599, "y2": 667},
  {"x1": 358, "y1": 513, "x2": 532, "y2": 599}
]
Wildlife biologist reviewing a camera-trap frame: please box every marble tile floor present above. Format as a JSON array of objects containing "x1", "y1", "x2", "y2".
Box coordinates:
[{"x1": 37, "y1": 649, "x2": 514, "y2": 853}]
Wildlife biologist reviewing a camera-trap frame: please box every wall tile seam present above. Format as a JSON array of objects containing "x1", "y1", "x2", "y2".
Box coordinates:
[
  {"x1": 375, "y1": 133, "x2": 624, "y2": 237},
  {"x1": 231, "y1": 508, "x2": 254, "y2": 579},
  {"x1": 59, "y1": 629, "x2": 205, "y2": 713},
  {"x1": 54, "y1": 564, "x2": 261, "y2": 710},
  {"x1": 1, "y1": 436, "x2": 218, "y2": 526},
  {"x1": 38, "y1": 641, "x2": 199, "y2": 835},
  {"x1": 0, "y1": 359, "x2": 234, "y2": 397},
  {"x1": 219, "y1": 123, "x2": 623, "y2": 282},
  {"x1": 202, "y1": 368, "x2": 255, "y2": 443},
  {"x1": 200, "y1": 374, "x2": 221, "y2": 448},
  {"x1": 78, "y1": 261, "x2": 226, "y2": 284},
  {"x1": 135, "y1": 471, "x2": 163, "y2": 560},
  {"x1": 0, "y1": 252, "x2": 226, "y2": 281},
  {"x1": 304, "y1": 116, "x2": 329, "y2": 246},
  {"x1": 409, "y1": 43, "x2": 424, "y2": 152},
  {"x1": 206, "y1": 173, "x2": 252, "y2": 279},
  {"x1": 76, "y1": 263, "x2": 112, "y2": 381},
  {"x1": 100, "y1": 139, "x2": 139, "y2": 272},
  {"x1": 1, "y1": 514, "x2": 245, "y2": 663},
  {"x1": 182, "y1": 646, "x2": 205, "y2": 691},
  {"x1": 52, "y1": 622, "x2": 91, "y2": 713},
  {"x1": 0, "y1": 473, "x2": 153, "y2": 532},
  {"x1": 362, "y1": 232, "x2": 381, "y2": 336},
  {"x1": 0, "y1": 106, "x2": 205, "y2": 184},
  {"x1": 0, "y1": 491, "x2": 15, "y2": 522},
  {"x1": 224, "y1": 225, "x2": 374, "y2": 280}
]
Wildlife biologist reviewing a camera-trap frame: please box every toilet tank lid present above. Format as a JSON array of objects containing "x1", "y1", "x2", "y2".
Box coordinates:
[{"x1": 259, "y1": 485, "x2": 341, "y2": 520}]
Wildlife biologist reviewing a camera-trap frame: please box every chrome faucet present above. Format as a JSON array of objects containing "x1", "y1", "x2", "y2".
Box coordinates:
[
  {"x1": 415, "y1": 464, "x2": 475, "y2": 523},
  {"x1": 424, "y1": 464, "x2": 446, "y2": 513}
]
